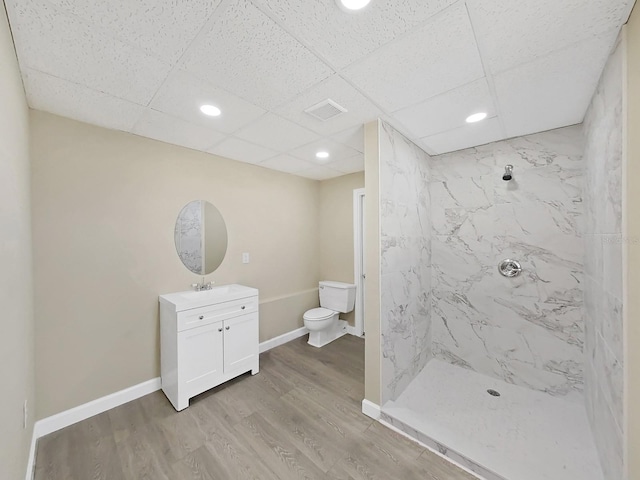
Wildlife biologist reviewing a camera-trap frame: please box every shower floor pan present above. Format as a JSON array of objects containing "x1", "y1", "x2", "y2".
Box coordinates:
[{"x1": 381, "y1": 360, "x2": 603, "y2": 480}]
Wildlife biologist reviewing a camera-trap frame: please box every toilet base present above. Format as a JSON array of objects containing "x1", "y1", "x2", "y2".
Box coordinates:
[{"x1": 307, "y1": 320, "x2": 349, "y2": 348}]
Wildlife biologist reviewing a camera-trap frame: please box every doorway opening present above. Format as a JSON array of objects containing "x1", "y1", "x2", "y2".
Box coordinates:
[{"x1": 353, "y1": 188, "x2": 365, "y2": 337}]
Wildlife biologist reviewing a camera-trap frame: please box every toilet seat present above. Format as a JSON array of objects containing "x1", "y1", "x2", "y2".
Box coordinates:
[{"x1": 303, "y1": 307, "x2": 335, "y2": 321}]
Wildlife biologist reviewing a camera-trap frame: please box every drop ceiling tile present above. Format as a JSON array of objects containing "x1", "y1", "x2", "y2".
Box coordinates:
[
  {"x1": 132, "y1": 110, "x2": 226, "y2": 152},
  {"x1": 331, "y1": 126, "x2": 365, "y2": 153},
  {"x1": 288, "y1": 139, "x2": 360, "y2": 164},
  {"x1": 259, "y1": 154, "x2": 316, "y2": 174},
  {"x1": 45, "y1": 0, "x2": 222, "y2": 64},
  {"x1": 327, "y1": 153, "x2": 365, "y2": 174},
  {"x1": 467, "y1": 0, "x2": 633, "y2": 74},
  {"x1": 235, "y1": 113, "x2": 320, "y2": 152},
  {"x1": 274, "y1": 75, "x2": 382, "y2": 136},
  {"x1": 252, "y1": 0, "x2": 458, "y2": 69},
  {"x1": 392, "y1": 78, "x2": 496, "y2": 139},
  {"x1": 342, "y1": 2, "x2": 485, "y2": 112},
  {"x1": 421, "y1": 117, "x2": 504, "y2": 155},
  {"x1": 6, "y1": 0, "x2": 172, "y2": 106},
  {"x1": 296, "y1": 165, "x2": 345, "y2": 181},
  {"x1": 379, "y1": 113, "x2": 438, "y2": 156},
  {"x1": 6, "y1": 0, "x2": 631, "y2": 160},
  {"x1": 494, "y1": 30, "x2": 618, "y2": 139},
  {"x1": 181, "y1": 0, "x2": 334, "y2": 110},
  {"x1": 208, "y1": 137, "x2": 278, "y2": 164},
  {"x1": 23, "y1": 69, "x2": 146, "y2": 132},
  {"x1": 150, "y1": 70, "x2": 266, "y2": 135}
]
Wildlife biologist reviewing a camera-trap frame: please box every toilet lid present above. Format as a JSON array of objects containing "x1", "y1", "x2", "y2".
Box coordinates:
[{"x1": 304, "y1": 307, "x2": 335, "y2": 321}]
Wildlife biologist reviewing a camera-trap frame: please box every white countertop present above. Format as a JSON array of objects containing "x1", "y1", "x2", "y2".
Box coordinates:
[{"x1": 159, "y1": 284, "x2": 259, "y2": 312}]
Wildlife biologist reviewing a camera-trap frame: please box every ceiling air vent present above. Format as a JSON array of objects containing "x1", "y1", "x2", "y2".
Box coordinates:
[{"x1": 304, "y1": 99, "x2": 347, "y2": 121}]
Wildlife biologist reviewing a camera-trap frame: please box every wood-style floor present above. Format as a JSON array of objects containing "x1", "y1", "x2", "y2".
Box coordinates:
[{"x1": 34, "y1": 335, "x2": 476, "y2": 480}]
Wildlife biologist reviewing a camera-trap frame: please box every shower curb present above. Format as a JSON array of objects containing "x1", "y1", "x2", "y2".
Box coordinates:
[{"x1": 380, "y1": 411, "x2": 507, "y2": 480}]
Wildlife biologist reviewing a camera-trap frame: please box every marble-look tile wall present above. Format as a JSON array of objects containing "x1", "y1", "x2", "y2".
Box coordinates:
[
  {"x1": 583, "y1": 37, "x2": 625, "y2": 480},
  {"x1": 429, "y1": 125, "x2": 585, "y2": 401},
  {"x1": 379, "y1": 121, "x2": 432, "y2": 404}
]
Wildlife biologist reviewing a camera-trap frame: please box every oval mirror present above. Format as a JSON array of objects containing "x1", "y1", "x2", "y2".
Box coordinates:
[{"x1": 174, "y1": 200, "x2": 228, "y2": 275}]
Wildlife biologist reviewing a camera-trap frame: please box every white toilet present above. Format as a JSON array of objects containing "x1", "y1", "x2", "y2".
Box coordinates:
[{"x1": 303, "y1": 281, "x2": 356, "y2": 348}]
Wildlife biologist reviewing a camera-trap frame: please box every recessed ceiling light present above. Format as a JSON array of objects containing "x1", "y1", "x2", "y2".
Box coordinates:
[
  {"x1": 336, "y1": 0, "x2": 371, "y2": 12},
  {"x1": 200, "y1": 104, "x2": 221, "y2": 117},
  {"x1": 466, "y1": 112, "x2": 487, "y2": 123},
  {"x1": 316, "y1": 151, "x2": 330, "y2": 159}
]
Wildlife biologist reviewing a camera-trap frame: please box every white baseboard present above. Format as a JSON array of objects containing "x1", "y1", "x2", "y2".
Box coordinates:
[
  {"x1": 26, "y1": 324, "x2": 329, "y2": 477},
  {"x1": 337, "y1": 319, "x2": 348, "y2": 337},
  {"x1": 25, "y1": 426, "x2": 37, "y2": 480},
  {"x1": 362, "y1": 399, "x2": 381, "y2": 419},
  {"x1": 259, "y1": 326, "x2": 309, "y2": 353},
  {"x1": 34, "y1": 377, "x2": 161, "y2": 439},
  {"x1": 258, "y1": 323, "x2": 363, "y2": 355},
  {"x1": 346, "y1": 325, "x2": 363, "y2": 337},
  {"x1": 32, "y1": 325, "x2": 312, "y2": 446}
]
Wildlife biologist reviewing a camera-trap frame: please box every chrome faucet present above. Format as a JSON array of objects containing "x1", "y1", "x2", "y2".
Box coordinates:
[{"x1": 191, "y1": 277, "x2": 214, "y2": 291}]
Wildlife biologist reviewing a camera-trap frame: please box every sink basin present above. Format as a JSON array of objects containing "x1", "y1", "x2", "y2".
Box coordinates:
[
  {"x1": 179, "y1": 284, "x2": 240, "y2": 300},
  {"x1": 160, "y1": 284, "x2": 259, "y2": 312}
]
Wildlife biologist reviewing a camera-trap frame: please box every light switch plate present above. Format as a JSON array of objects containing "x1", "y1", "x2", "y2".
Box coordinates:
[{"x1": 242, "y1": 253, "x2": 250, "y2": 264}]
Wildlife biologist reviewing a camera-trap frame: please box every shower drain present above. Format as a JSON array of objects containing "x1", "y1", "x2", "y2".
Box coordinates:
[{"x1": 487, "y1": 389, "x2": 501, "y2": 397}]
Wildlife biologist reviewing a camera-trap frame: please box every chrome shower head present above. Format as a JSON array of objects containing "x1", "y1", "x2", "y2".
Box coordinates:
[{"x1": 502, "y1": 165, "x2": 513, "y2": 181}]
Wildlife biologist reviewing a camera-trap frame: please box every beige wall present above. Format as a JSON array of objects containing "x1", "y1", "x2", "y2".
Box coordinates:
[
  {"x1": 364, "y1": 120, "x2": 381, "y2": 405},
  {"x1": 0, "y1": 4, "x2": 35, "y2": 479},
  {"x1": 30, "y1": 111, "x2": 321, "y2": 418},
  {"x1": 319, "y1": 172, "x2": 364, "y2": 326},
  {"x1": 626, "y1": 4, "x2": 639, "y2": 479}
]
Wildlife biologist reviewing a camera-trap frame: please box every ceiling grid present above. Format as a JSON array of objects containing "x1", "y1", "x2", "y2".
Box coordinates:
[{"x1": 5, "y1": 0, "x2": 634, "y2": 179}]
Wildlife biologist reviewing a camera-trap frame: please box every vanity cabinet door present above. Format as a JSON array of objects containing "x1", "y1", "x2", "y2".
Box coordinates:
[
  {"x1": 223, "y1": 313, "x2": 258, "y2": 374},
  {"x1": 178, "y1": 321, "x2": 224, "y2": 397}
]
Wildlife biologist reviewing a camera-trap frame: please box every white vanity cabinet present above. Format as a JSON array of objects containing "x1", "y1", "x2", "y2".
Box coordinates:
[{"x1": 159, "y1": 285, "x2": 259, "y2": 411}]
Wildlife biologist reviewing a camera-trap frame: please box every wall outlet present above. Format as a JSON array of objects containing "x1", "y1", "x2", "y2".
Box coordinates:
[
  {"x1": 242, "y1": 253, "x2": 250, "y2": 264},
  {"x1": 23, "y1": 400, "x2": 27, "y2": 429}
]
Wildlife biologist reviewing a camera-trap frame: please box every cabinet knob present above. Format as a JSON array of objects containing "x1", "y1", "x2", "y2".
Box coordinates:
[
  {"x1": 218, "y1": 328, "x2": 223, "y2": 332},
  {"x1": 225, "y1": 326, "x2": 230, "y2": 330},
  {"x1": 199, "y1": 315, "x2": 204, "y2": 320},
  {"x1": 241, "y1": 306, "x2": 246, "y2": 310}
]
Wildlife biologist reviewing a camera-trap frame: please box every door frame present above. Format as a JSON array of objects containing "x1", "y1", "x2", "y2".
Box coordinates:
[{"x1": 353, "y1": 188, "x2": 365, "y2": 337}]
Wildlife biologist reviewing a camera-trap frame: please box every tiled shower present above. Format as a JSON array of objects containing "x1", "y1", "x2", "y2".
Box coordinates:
[{"x1": 377, "y1": 35, "x2": 626, "y2": 480}]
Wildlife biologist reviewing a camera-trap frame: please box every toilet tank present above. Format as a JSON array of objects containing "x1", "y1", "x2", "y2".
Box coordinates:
[{"x1": 319, "y1": 281, "x2": 356, "y2": 313}]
